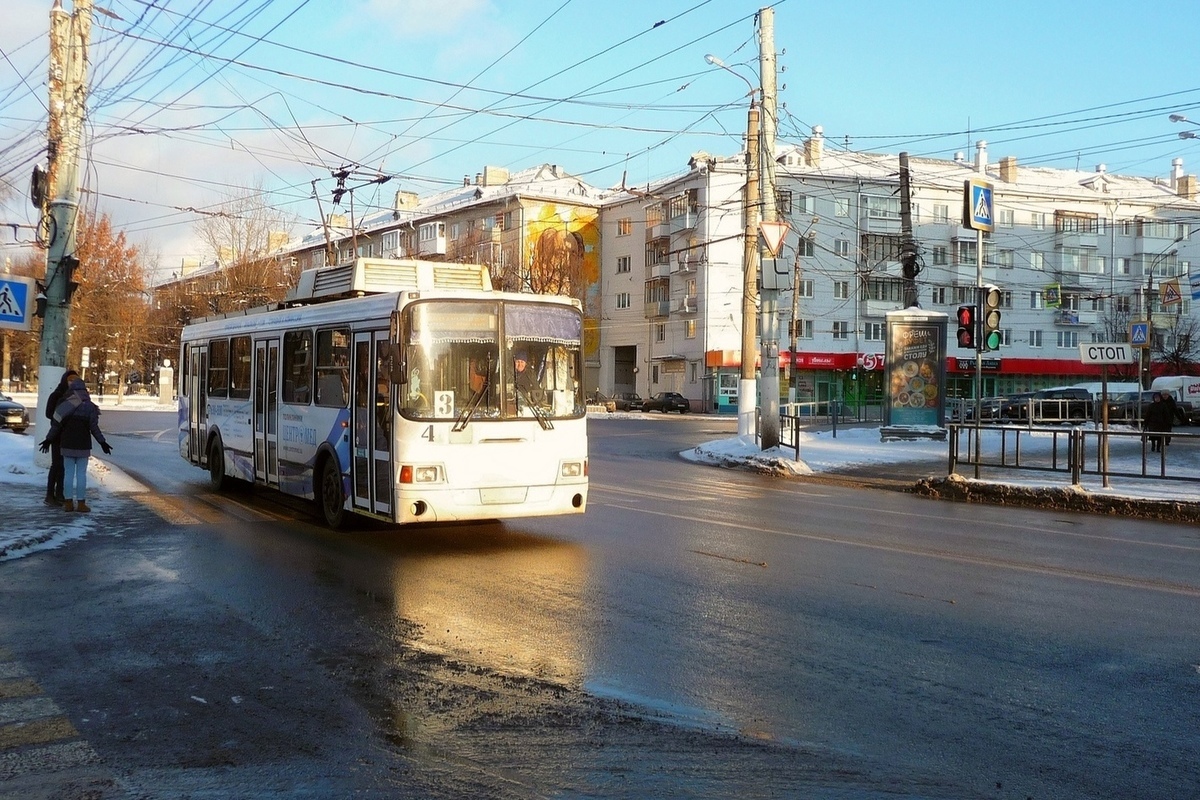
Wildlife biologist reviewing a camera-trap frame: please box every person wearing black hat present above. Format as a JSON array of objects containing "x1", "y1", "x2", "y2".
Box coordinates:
[
  {"x1": 43, "y1": 368, "x2": 78, "y2": 506},
  {"x1": 511, "y1": 347, "x2": 544, "y2": 408}
]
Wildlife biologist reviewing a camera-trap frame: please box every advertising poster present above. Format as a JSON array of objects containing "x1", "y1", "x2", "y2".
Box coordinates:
[{"x1": 885, "y1": 311, "x2": 948, "y2": 427}]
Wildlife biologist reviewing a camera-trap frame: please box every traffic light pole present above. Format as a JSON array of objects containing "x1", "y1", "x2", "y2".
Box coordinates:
[{"x1": 973, "y1": 227, "x2": 983, "y2": 479}]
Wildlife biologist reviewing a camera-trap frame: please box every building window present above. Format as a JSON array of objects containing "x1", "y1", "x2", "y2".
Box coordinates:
[
  {"x1": 863, "y1": 195, "x2": 900, "y2": 219},
  {"x1": 999, "y1": 329, "x2": 1012, "y2": 347},
  {"x1": 864, "y1": 322, "x2": 885, "y2": 341},
  {"x1": 997, "y1": 249, "x2": 1015, "y2": 269},
  {"x1": 956, "y1": 240, "x2": 976, "y2": 265},
  {"x1": 1029, "y1": 251, "x2": 1044, "y2": 271},
  {"x1": 1029, "y1": 329, "x2": 1043, "y2": 348},
  {"x1": 1030, "y1": 290, "x2": 1043, "y2": 310},
  {"x1": 775, "y1": 189, "x2": 793, "y2": 217},
  {"x1": 932, "y1": 204, "x2": 949, "y2": 223},
  {"x1": 1057, "y1": 331, "x2": 1080, "y2": 349},
  {"x1": 795, "y1": 238, "x2": 813, "y2": 257},
  {"x1": 685, "y1": 320, "x2": 696, "y2": 338},
  {"x1": 1031, "y1": 212, "x2": 1046, "y2": 230},
  {"x1": 1117, "y1": 257, "x2": 1131, "y2": 275},
  {"x1": 834, "y1": 239, "x2": 850, "y2": 258},
  {"x1": 616, "y1": 292, "x2": 631, "y2": 309},
  {"x1": 616, "y1": 255, "x2": 631, "y2": 273},
  {"x1": 796, "y1": 279, "x2": 814, "y2": 298},
  {"x1": 1056, "y1": 211, "x2": 1099, "y2": 233},
  {"x1": 932, "y1": 245, "x2": 948, "y2": 266},
  {"x1": 953, "y1": 286, "x2": 974, "y2": 304},
  {"x1": 789, "y1": 319, "x2": 814, "y2": 339},
  {"x1": 686, "y1": 278, "x2": 697, "y2": 297},
  {"x1": 617, "y1": 218, "x2": 632, "y2": 237},
  {"x1": 833, "y1": 280, "x2": 850, "y2": 300},
  {"x1": 835, "y1": 198, "x2": 850, "y2": 217},
  {"x1": 655, "y1": 324, "x2": 666, "y2": 342},
  {"x1": 862, "y1": 233, "x2": 902, "y2": 264},
  {"x1": 832, "y1": 321, "x2": 850, "y2": 340},
  {"x1": 930, "y1": 287, "x2": 947, "y2": 305},
  {"x1": 1114, "y1": 296, "x2": 1132, "y2": 314},
  {"x1": 998, "y1": 208, "x2": 1015, "y2": 228},
  {"x1": 865, "y1": 278, "x2": 903, "y2": 302}
]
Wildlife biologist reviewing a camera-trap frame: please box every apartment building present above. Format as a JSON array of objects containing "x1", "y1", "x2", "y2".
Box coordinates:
[{"x1": 593, "y1": 129, "x2": 1200, "y2": 412}]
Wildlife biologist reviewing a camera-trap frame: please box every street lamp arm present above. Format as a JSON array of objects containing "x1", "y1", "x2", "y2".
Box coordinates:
[{"x1": 704, "y1": 54, "x2": 758, "y2": 98}]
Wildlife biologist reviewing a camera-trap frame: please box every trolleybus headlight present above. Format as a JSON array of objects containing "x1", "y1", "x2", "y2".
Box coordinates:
[
  {"x1": 399, "y1": 465, "x2": 443, "y2": 483},
  {"x1": 560, "y1": 460, "x2": 585, "y2": 478}
]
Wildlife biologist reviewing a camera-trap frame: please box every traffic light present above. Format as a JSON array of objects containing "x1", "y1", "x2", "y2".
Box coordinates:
[
  {"x1": 980, "y1": 285, "x2": 1002, "y2": 351},
  {"x1": 955, "y1": 305, "x2": 978, "y2": 349}
]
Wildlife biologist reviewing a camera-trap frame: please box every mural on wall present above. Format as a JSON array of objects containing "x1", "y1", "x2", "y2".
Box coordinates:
[{"x1": 523, "y1": 204, "x2": 601, "y2": 361}]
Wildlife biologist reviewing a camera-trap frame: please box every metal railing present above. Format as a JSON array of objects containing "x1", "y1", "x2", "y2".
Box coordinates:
[{"x1": 949, "y1": 423, "x2": 1200, "y2": 486}]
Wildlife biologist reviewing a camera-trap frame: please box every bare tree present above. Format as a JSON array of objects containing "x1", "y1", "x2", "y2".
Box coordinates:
[
  {"x1": 194, "y1": 180, "x2": 293, "y2": 266},
  {"x1": 1153, "y1": 313, "x2": 1200, "y2": 376}
]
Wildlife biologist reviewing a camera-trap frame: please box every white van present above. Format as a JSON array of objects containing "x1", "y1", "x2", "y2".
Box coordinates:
[{"x1": 1149, "y1": 376, "x2": 1200, "y2": 424}]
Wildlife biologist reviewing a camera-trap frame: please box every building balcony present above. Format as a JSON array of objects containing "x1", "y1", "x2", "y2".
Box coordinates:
[
  {"x1": 669, "y1": 210, "x2": 697, "y2": 234},
  {"x1": 644, "y1": 300, "x2": 671, "y2": 319},
  {"x1": 861, "y1": 299, "x2": 904, "y2": 318},
  {"x1": 1055, "y1": 232, "x2": 1098, "y2": 249},
  {"x1": 649, "y1": 261, "x2": 672, "y2": 278},
  {"x1": 1053, "y1": 309, "x2": 1096, "y2": 326},
  {"x1": 677, "y1": 296, "x2": 697, "y2": 314}
]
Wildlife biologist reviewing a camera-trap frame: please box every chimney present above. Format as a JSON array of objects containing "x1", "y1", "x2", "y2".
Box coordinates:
[
  {"x1": 394, "y1": 190, "x2": 418, "y2": 210},
  {"x1": 1095, "y1": 164, "x2": 1106, "y2": 173},
  {"x1": 474, "y1": 173, "x2": 482, "y2": 185},
  {"x1": 804, "y1": 125, "x2": 824, "y2": 167},
  {"x1": 463, "y1": 176, "x2": 470, "y2": 186},
  {"x1": 1179, "y1": 174, "x2": 1198, "y2": 201},
  {"x1": 974, "y1": 140, "x2": 988, "y2": 173},
  {"x1": 999, "y1": 156, "x2": 1018, "y2": 183},
  {"x1": 954, "y1": 152, "x2": 965, "y2": 164},
  {"x1": 481, "y1": 166, "x2": 509, "y2": 187},
  {"x1": 1171, "y1": 158, "x2": 1184, "y2": 190}
]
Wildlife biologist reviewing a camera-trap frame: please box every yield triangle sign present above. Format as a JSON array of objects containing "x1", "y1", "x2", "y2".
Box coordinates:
[
  {"x1": 759, "y1": 220, "x2": 790, "y2": 257},
  {"x1": 1160, "y1": 279, "x2": 1182, "y2": 306}
]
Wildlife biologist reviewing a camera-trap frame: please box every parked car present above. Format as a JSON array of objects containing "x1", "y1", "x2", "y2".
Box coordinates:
[
  {"x1": 0, "y1": 391, "x2": 31, "y2": 434},
  {"x1": 612, "y1": 392, "x2": 644, "y2": 412},
  {"x1": 643, "y1": 392, "x2": 691, "y2": 413},
  {"x1": 1002, "y1": 387, "x2": 1093, "y2": 423}
]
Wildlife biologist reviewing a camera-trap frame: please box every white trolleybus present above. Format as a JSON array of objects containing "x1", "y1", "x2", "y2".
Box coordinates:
[{"x1": 178, "y1": 258, "x2": 588, "y2": 528}]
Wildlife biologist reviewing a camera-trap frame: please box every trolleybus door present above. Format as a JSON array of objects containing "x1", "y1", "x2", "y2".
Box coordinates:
[
  {"x1": 187, "y1": 344, "x2": 207, "y2": 465},
  {"x1": 351, "y1": 332, "x2": 393, "y2": 515},
  {"x1": 254, "y1": 338, "x2": 280, "y2": 486}
]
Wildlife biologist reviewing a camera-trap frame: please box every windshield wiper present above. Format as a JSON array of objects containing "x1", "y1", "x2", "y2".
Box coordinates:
[{"x1": 453, "y1": 354, "x2": 494, "y2": 432}]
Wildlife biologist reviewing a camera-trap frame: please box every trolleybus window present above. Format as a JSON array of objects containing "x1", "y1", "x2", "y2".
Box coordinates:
[
  {"x1": 315, "y1": 328, "x2": 350, "y2": 407},
  {"x1": 283, "y1": 330, "x2": 313, "y2": 404},
  {"x1": 208, "y1": 338, "x2": 229, "y2": 397},
  {"x1": 230, "y1": 335, "x2": 251, "y2": 399}
]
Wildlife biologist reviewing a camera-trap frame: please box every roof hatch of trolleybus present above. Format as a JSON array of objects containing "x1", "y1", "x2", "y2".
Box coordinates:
[{"x1": 286, "y1": 258, "x2": 493, "y2": 304}]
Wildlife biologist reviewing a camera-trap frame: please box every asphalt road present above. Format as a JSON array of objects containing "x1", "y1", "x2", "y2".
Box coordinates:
[{"x1": 2, "y1": 410, "x2": 1199, "y2": 799}]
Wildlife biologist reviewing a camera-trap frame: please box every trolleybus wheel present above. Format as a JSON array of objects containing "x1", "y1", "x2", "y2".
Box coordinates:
[
  {"x1": 318, "y1": 457, "x2": 346, "y2": 529},
  {"x1": 208, "y1": 437, "x2": 228, "y2": 490}
]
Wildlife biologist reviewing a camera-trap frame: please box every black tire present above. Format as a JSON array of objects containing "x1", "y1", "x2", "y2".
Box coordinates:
[
  {"x1": 208, "y1": 437, "x2": 228, "y2": 490},
  {"x1": 317, "y1": 456, "x2": 347, "y2": 529}
]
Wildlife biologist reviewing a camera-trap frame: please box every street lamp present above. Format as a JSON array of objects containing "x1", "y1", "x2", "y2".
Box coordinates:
[
  {"x1": 1170, "y1": 113, "x2": 1200, "y2": 139},
  {"x1": 705, "y1": 53, "x2": 761, "y2": 438}
]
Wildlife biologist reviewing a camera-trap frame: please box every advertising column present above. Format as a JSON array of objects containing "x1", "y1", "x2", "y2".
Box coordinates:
[{"x1": 885, "y1": 310, "x2": 949, "y2": 428}]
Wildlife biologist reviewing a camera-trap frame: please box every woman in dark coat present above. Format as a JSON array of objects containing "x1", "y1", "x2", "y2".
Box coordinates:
[
  {"x1": 43, "y1": 369, "x2": 78, "y2": 505},
  {"x1": 1144, "y1": 393, "x2": 1171, "y2": 453},
  {"x1": 38, "y1": 377, "x2": 112, "y2": 512}
]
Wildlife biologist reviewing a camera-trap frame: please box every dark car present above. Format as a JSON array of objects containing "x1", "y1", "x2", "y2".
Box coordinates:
[
  {"x1": 613, "y1": 392, "x2": 644, "y2": 412},
  {"x1": 1002, "y1": 387, "x2": 1093, "y2": 423},
  {"x1": 643, "y1": 391, "x2": 691, "y2": 413},
  {"x1": 1105, "y1": 390, "x2": 1187, "y2": 426},
  {"x1": 0, "y1": 391, "x2": 30, "y2": 434}
]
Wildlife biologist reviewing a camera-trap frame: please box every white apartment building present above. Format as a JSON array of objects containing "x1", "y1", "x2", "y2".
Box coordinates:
[{"x1": 595, "y1": 129, "x2": 1200, "y2": 412}]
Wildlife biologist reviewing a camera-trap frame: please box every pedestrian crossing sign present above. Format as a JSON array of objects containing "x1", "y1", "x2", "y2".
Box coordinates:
[
  {"x1": 0, "y1": 276, "x2": 34, "y2": 332},
  {"x1": 963, "y1": 178, "x2": 995, "y2": 232},
  {"x1": 1130, "y1": 322, "x2": 1149, "y2": 348}
]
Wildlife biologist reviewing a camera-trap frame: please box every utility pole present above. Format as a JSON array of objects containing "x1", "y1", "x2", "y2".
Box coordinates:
[
  {"x1": 37, "y1": 0, "x2": 91, "y2": 442},
  {"x1": 737, "y1": 99, "x2": 760, "y2": 438},
  {"x1": 757, "y1": 5, "x2": 781, "y2": 450},
  {"x1": 898, "y1": 152, "x2": 920, "y2": 308},
  {"x1": 788, "y1": 246, "x2": 801, "y2": 402}
]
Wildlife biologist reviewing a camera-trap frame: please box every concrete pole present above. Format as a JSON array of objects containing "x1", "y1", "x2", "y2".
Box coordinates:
[
  {"x1": 757, "y1": 6, "x2": 781, "y2": 450},
  {"x1": 738, "y1": 103, "x2": 760, "y2": 438},
  {"x1": 36, "y1": 0, "x2": 90, "y2": 462}
]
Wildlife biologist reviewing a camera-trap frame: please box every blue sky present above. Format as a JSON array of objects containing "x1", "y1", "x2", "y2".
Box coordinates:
[{"x1": 3, "y1": 0, "x2": 1200, "y2": 274}]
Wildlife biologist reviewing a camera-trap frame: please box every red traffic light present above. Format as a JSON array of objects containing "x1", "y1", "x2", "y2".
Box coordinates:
[{"x1": 956, "y1": 305, "x2": 978, "y2": 349}]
